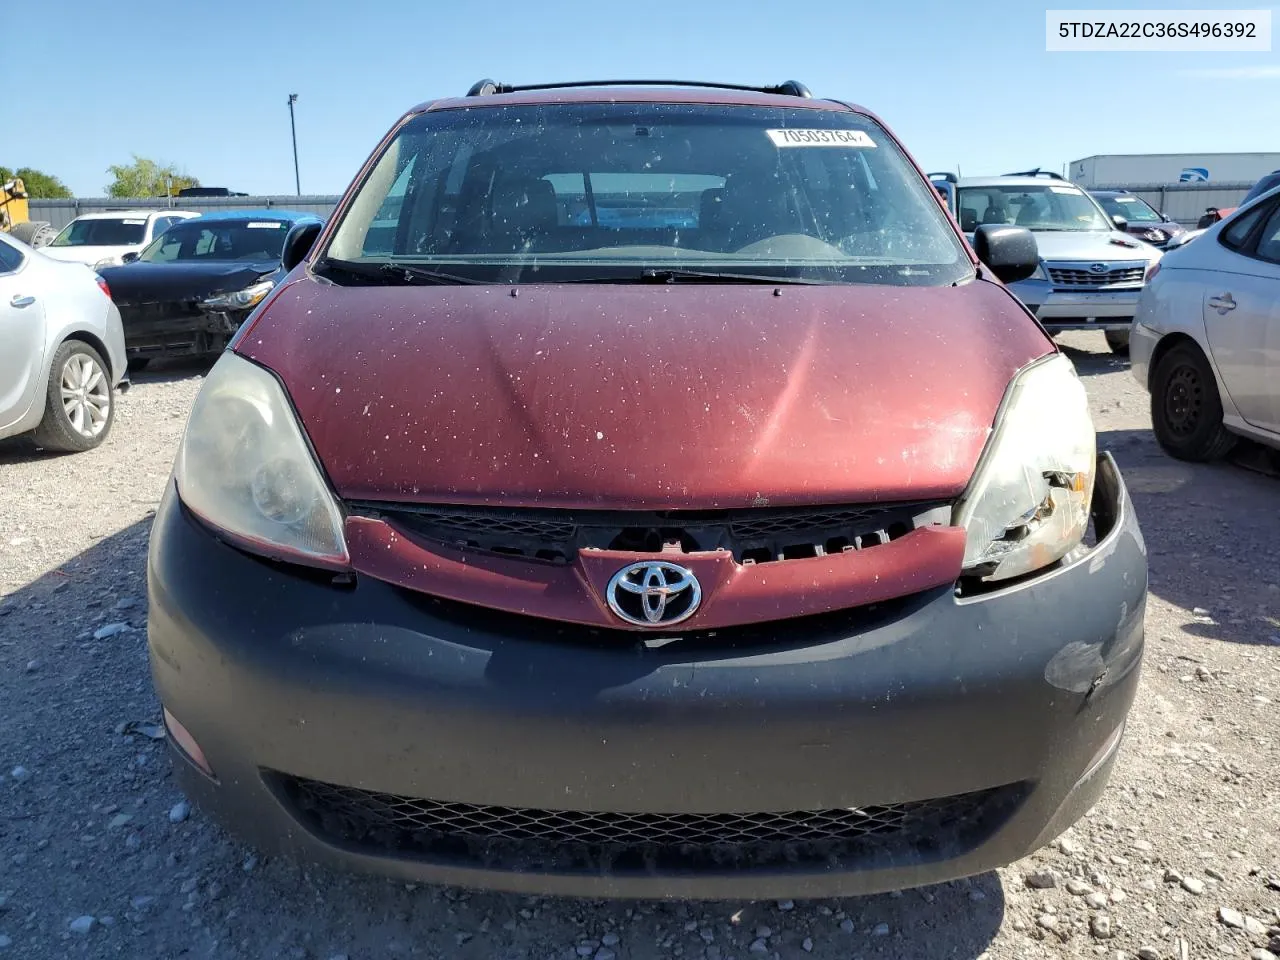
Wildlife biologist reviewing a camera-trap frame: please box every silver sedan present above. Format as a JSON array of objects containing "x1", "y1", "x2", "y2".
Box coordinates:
[
  {"x1": 1131, "y1": 184, "x2": 1280, "y2": 461},
  {"x1": 0, "y1": 232, "x2": 128, "y2": 452}
]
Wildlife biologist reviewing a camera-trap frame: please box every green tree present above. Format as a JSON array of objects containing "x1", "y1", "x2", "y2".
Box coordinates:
[
  {"x1": 105, "y1": 155, "x2": 199, "y2": 198},
  {"x1": 0, "y1": 166, "x2": 73, "y2": 198}
]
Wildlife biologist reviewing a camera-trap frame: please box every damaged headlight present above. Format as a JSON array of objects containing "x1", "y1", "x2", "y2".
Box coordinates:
[
  {"x1": 954, "y1": 353, "x2": 1096, "y2": 582},
  {"x1": 201, "y1": 279, "x2": 274, "y2": 311}
]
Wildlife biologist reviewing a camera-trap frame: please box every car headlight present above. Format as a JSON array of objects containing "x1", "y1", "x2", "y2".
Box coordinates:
[
  {"x1": 200, "y1": 280, "x2": 274, "y2": 311},
  {"x1": 174, "y1": 352, "x2": 348, "y2": 569},
  {"x1": 1027, "y1": 261, "x2": 1046, "y2": 281},
  {"x1": 954, "y1": 354, "x2": 1095, "y2": 582},
  {"x1": 94, "y1": 256, "x2": 122, "y2": 269}
]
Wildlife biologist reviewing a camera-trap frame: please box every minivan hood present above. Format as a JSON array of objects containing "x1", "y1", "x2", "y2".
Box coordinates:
[
  {"x1": 1028, "y1": 230, "x2": 1157, "y2": 262},
  {"x1": 240, "y1": 277, "x2": 1053, "y2": 509}
]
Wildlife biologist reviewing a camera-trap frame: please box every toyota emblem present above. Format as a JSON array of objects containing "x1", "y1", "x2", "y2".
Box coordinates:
[
  {"x1": 606, "y1": 561, "x2": 702, "y2": 627},
  {"x1": 1089, "y1": 262, "x2": 1108, "y2": 274}
]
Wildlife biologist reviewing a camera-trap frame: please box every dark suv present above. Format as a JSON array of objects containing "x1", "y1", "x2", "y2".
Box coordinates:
[
  {"x1": 1090, "y1": 189, "x2": 1188, "y2": 249},
  {"x1": 147, "y1": 79, "x2": 1146, "y2": 899}
]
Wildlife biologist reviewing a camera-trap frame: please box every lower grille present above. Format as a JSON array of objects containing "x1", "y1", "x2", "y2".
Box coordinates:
[
  {"x1": 347, "y1": 501, "x2": 951, "y2": 566},
  {"x1": 1048, "y1": 265, "x2": 1145, "y2": 287},
  {"x1": 276, "y1": 774, "x2": 1023, "y2": 873}
]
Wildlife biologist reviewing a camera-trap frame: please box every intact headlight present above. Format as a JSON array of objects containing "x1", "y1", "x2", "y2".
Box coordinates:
[
  {"x1": 94, "y1": 256, "x2": 122, "y2": 269},
  {"x1": 200, "y1": 280, "x2": 274, "y2": 311},
  {"x1": 1027, "y1": 261, "x2": 1047, "y2": 281},
  {"x1": 954, "y1": 354, "x2": 1095, "y2": 582},
  {"x1": 174, "y1": 352, "x2": 348, "y2": 568}
]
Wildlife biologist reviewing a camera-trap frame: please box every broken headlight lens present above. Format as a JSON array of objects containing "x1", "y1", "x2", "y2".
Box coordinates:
[{"x1": 954, "y1": 353, "x2": 1096, "y2": 582}]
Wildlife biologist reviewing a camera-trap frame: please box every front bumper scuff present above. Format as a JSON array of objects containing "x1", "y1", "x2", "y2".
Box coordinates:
[{"x1": 147, "y1": 453, "x2": 1146, "y2": 899}]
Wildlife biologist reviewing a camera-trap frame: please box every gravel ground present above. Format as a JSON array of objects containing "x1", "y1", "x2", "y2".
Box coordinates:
[{"x1": 1, "y1": 333, "x2": 1278, "y2": 960}]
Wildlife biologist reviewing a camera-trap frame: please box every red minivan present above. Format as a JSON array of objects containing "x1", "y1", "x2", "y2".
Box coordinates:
[{"x1": 147, "y1": 79, "x2": 1146, "y2": 899}]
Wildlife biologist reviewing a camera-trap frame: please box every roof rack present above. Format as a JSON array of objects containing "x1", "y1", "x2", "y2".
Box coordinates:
[
  {"x1": 465, "y1": 78, "x2": 813, "y2": 98},
  {"x1": 1003, "y1": 168, "x2": 1068, "y2": 181},
  {"x1": 927, "y1": 171, "x2": 958, "y2": 184}
]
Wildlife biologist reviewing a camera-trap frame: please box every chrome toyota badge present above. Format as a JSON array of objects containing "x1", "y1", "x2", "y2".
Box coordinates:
[{"x1": 606, "y1": 561, "x2": 701, "y2": 627}]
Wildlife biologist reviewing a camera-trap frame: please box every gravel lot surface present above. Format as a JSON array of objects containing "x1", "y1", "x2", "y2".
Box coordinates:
[{"x1": 2, "y1": 333, "x2": 1278, "y2": 960}]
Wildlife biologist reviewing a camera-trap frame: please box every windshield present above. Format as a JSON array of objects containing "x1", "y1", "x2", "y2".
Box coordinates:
[
  {"x1": 136, "y1": 219, "x2": 291, "y2": 263},
  {"x1": 323, "y1": 102, "x2": 969, "y2": 285},
  {"x1": 1096, "y1": 194, "x2": 1162, "y2": 223},
  {"x1": 50, "y1": 217, "x2": 147, "y2": 247},
  {"x1": 957, "y1": 184, "x2": 1112, "y2": 233}
]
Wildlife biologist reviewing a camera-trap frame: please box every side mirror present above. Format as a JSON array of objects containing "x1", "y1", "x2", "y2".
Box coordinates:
[
  {"x1": 1111, "y1": 214, "x2": 1129, "y2": 231},
  {"x1": 121, "y1": 251, "x2": 140, "y2": 264},
  {"x1": 281, "y1": 222, "x2": 323, "y2": 272},
  {"x1": 973, "y1": 224, "x2": 1039, "y2": 284}
]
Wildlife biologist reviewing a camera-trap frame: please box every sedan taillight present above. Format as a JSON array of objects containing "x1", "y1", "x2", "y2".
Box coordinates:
[{"x1": 95, "y1": 275, "x2": 112, "y2": 300}]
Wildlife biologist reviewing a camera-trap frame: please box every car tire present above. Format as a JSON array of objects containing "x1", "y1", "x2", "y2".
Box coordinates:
[
  {"x1": 30, "y1": 341, "x2": 116, "y2": 453},
  {"x1": 1105, "y1": 330, "x2": 1130, "y2": 354},
  {"x1": 1150, "y1": 341, "x2": 1235, "y2": 462}
]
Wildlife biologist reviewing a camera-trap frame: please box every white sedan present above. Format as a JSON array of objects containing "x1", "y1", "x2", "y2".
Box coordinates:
[
  {"x1": 0, "y1": 232, "x2": 128, "y2": 453},
  {"x1": 1131, "y1": 186, "x2": 1280, "y2": 461},
  {"x1": 39, "y1": 209, "x2": 199, "y2": 269}
]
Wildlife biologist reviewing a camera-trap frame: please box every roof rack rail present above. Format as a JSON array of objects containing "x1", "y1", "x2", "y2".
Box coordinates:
[
  {"x1": 465, "y1": 79, "x2": 813, "y2": 98},
  {"x1": 1003, "y1": 168, "x2": 1068, "y2": 181},
  {"x1": 927, "y1": 171, "x2": 958, "y2": 184}
]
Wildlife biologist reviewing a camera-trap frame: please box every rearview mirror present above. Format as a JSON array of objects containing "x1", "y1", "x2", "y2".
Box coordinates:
[
  {"x1": 121, "y1": 251, "x2": 140, "y2": 264},
  {"x1": 973, "y1": 224, "x2": 1039, "y2": 284},
  {"x1": 281, "y1": 222, "x2": 323, "y2": 273},
  {"x1": 1111, "y1": 214, "x2": 1129, "y2": 231}
]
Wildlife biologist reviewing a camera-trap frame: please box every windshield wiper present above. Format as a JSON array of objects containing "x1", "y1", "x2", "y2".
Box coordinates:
[
  {"x1": 315, "y1": 257, "x2": 486, "y2": 286},
  {"x1": 565, "y1": 268, "x2": 830, "y2": 285}
]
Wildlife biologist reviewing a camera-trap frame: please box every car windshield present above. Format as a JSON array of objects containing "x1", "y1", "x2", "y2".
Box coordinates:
[
  {"x1": 136, "y1": 219, "x2": 291, "y2": 263},
  {"x1": 1096, "y1": 195, "x2": 1162, "y2": 224},
  {"x1": 49, "y1": 217, "x2": 147, "y2": 247},
  {"x1": 323, "y1": 101, "x2": 969, "y2": 285},
  {"x1": 957, "y1": 184, "x2": 1112, "y2": 233}
]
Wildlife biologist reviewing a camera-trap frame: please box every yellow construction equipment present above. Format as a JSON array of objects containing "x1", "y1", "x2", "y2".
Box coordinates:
[{"x1": 1, "y1": 177, "x2": 56, "y2": 246}]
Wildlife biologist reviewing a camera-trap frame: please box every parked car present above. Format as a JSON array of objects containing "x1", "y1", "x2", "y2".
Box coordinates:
[
  {"x1": 97, "y1": 209, "x2": 323, "y2": 369},
  {"x1": 1196, "y1": 206, "x2": 1237, "y2": 230},
  {"x1": 1131, "y1": 183, "x2": 1280, "y2": 461},
  {"x1": 955, "y1": 171, "x2": 1160, "y2": 354},
  {"x1": 40, "y1": 210, "x2": 199, "y2": 270},
  {"x1": 1239, "y1": 169, "x2": 1280, "y2": 206},
  {"x1": 0, "y1": 232, "x2": 127, "y2": 452},
  {"x1": 147, "y1": 79, "x2": 1146, "y2": 900},
  {"x1": 1089, "y1": 190, "x2": 1188, "y2": 249}
]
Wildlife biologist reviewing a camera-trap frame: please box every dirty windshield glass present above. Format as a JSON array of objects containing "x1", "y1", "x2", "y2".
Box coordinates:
[
  {"x1": 957, "y1": 184, "x2": 1111, "y2": 233},
  {"x1": 50, "y1": 217, "x2": 147, "y2": 247},
  {"x1": 324, "y1": 102, "x2": 968, "y2": 285},
  {"x1": 136, "y1": 219, "x2": 290, "y2": 263}
]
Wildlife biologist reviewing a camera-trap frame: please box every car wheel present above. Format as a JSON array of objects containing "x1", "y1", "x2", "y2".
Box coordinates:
[
  {"x1": 30, "y1": 341, "x2": 116, "y2": 453},
  {"x1": 1104, "y1": 330, "x2": 1130, "y2": 355},
  {"x1": 1150, "y1": 341, "x2": 1235, "y2": 462}
]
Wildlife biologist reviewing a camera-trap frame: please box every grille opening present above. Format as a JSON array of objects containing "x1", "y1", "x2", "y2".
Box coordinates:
[
  {"x1": 780, "y1": 543, "x2": 819, "y2": 560},
  {"x1": 274, "y1": 774, "x2": 1026, "y2": 875},
  {"x1": 352, "y1": 501, "x2": 951, "y2": 567},
  {"x1": 608, "y1": 527, "x2": 701, "y2": 555}
]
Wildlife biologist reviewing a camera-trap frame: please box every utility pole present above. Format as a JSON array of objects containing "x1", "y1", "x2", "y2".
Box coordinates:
[{"x1": 287, "y1": 94, "x2": 301, "y2": 196}]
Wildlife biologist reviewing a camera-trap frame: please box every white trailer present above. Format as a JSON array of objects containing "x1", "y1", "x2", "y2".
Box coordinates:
[{"x1": 1070, "y1": 153, "x2": 1280, "y2": 188}]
